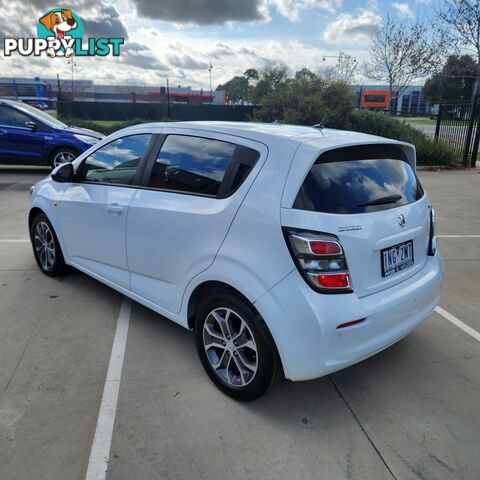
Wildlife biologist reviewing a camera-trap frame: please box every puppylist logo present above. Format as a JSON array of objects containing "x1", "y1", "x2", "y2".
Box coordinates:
[{"x1": 3, "y1": 8, "x2": 124, "y2": 58}]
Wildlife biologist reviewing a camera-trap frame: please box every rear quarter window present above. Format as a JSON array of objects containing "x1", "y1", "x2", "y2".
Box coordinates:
[{"x1": 293, "y1": 145, "x2": 424, "y2": 214}]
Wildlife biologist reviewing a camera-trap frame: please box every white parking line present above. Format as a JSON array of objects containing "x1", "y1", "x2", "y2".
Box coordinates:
[
  {"x1": 435, "y1": 306, "x2": 480, "y2": 343},
  {"x1": 85, "y1": 297, "x2": 132, "y2": 480},
  {"x1": 438, "y1": 235, "x2": 480, "y2": 238},
  {"x1": 0, "y1": 239, "x2": 29, "y2": 242}
]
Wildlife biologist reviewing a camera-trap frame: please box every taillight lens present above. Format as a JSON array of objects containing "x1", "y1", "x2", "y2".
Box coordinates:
[
  {"x1": 428, "y1": 207, "x2": 437, "y2": 256},
  {"x1": 283, "y1": 228, "x2": 352, "y2": 293}
]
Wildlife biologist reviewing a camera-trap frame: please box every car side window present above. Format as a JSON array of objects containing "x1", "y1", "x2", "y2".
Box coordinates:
[
  {"x1": 0, "y1": 106, "x2": 31, "y2": 128},
  {"x1": 80, "y1": 134, "x2": 152, "y2": 186},
  {"x1": 147, "y1": 135, "x2": 236, "y2": 196}
]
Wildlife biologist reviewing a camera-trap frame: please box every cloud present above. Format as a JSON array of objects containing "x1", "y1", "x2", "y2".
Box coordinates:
[
  {"x1": 82, "y1": 5, "x2": 128, "y2": 38},
  {"x1": 392, "y1": 2, "x2": 415, "y2": 18},
  {"x1": 121, "y1": 42, "x2": 169, "y2": 71},
  {"x1": 19, "y1": 0, "x2": 98, "y2": 10},
  {"x1": 122, "y1": 52, "x2": 169, "y2": 71},
  {"x1": 168, "y1": 54, "x2": 209, "y2": 70},
  {"x1": 123, "y1": 42, "x2": 147, "y2": 52},
  {"x1": 269, "y1": 0, "x2": 341, "y2": 22},
  {"x1": 131, "y1": 0, "x2": 268, "y2": 25},
  {"x1": 323, "y1": 10, "x2": 382, "y2": 44},
  {"x1": 131, "y1": 0, "x2": 341, "y2": 25}
]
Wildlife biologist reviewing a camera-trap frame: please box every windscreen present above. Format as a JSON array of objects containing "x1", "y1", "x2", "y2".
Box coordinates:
[
  {"x1": 14, "y1": 102, "x2": 68, "y2": 129},
  {"x1": 293, "y1": 145, "x2": 424, "y2": 214}
]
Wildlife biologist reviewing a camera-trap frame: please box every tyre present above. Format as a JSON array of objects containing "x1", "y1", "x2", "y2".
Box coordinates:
[
  {"x1": 50, "y1": 147, "x2": 78, "y2": 170},
  {"x1": 195, "y1": 290, "x2": 282, "y2": 401},
  {"x1": 30, "y1": 213, "x2": 68, "y2": 277}
]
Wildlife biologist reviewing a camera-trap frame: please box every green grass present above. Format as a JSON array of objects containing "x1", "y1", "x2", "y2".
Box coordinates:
[
  {"x1": 403, "y1": 117, "x2": 470, "y2": 127},
  {"x1": 404, "y1": 118, "x2": 437, "y2": 126},
  {"x1": 87, "y1": 120, "x2": 126, "y2": 128}
]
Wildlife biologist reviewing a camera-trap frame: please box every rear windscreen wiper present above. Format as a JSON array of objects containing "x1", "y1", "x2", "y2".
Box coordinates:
[{"x1": 357, "y1": 194, "x2": 402, "y2": 207}]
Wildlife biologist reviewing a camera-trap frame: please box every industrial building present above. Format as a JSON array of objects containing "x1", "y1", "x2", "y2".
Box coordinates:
[
  {"x1": 351, "y1": 85, "x2": 432, "y2": 114},
  {"x1": 0, "y1": 77, "x2": 431, "y2": 115},
  {"x1": 0, "y1": 77, "x2": 225, "y2": 108}
]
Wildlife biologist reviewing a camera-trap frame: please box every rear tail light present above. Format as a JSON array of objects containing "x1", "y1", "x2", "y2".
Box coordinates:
[
  {"x1": 428, "y1": 207, "x2": 437, "y2": 256},
  {"x1": 283, "y1": 227, "x2": 352, "y2": 293}
]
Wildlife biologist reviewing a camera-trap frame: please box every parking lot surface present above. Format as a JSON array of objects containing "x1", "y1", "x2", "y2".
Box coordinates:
[{"x1": 0, "y1": 166, "x2": 479, "y2": 480}]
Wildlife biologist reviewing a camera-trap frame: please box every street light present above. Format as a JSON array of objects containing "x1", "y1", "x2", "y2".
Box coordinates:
[{"x1": 322, "y1": 53, "x2": 358, "y2": 83}]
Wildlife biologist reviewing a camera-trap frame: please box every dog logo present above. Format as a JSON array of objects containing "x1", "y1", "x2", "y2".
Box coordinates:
[
  {"x1": 37, "y1": 9, "x2": 83, "y2": 58},
  {"x1": 39, "y1": 10, "x2": 78, "y2": 57},
  {"x1": 397, "y1": 214, "x2": 406, "y2": 228},
  {"x1": 3, "y1": 9, "x2": 124, "y2": 58}
]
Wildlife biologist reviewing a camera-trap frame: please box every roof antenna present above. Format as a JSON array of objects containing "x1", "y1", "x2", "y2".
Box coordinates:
[{"x1": 313, "y1": 112, "x2": 328, "y2": 129}]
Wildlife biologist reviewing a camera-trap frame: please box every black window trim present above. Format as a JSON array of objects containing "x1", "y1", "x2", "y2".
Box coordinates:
[
  {"x1": 138, "y1": 132, "x2": 260, "y2": 199},
  {"x1": 312, "y1": 144, "x2": 409, "y2": 165}
]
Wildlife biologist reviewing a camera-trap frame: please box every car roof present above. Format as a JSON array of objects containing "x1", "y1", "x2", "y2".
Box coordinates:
[
  {"x1": 0, "y1": 98, "x2": 23, "y2": 107},
  {"x1": 123, "y1": 120, "x2": 391, "y2": 146}
]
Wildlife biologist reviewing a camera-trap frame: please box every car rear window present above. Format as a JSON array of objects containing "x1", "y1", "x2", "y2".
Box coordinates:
[{"x1": 293, "y1": 145, "x2": 424, "y2": 214}]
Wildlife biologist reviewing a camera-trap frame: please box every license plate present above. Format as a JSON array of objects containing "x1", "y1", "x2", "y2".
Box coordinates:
[{"x1": 381, "y1": 240, "x2": 414, "y2": 277}]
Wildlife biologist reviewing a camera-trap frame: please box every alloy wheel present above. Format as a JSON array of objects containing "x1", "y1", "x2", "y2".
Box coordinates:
[
  {"x1": 203, "y1": 307, "x2": 258, "y2": 387},
  {"x1": 53, "y1": 151, "x2": 76, "y2": 168},
  {"x1": 34, "y1": 221, "x2": 56, "y2": 271}
]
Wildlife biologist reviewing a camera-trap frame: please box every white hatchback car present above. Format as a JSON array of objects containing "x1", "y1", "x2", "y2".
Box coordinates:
[{"x1": 29, "y1": 122, "x2": 444, "y2": 400}]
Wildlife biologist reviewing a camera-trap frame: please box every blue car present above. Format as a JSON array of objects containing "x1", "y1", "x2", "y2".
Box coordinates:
[{"x1": 0, "y1": 99, "x2": 104, "y2": 169}]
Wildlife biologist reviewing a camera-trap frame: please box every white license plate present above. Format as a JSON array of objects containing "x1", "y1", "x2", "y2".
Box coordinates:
[{"x1": 381, "y1": 240, "x2": 414, "y2": 277}]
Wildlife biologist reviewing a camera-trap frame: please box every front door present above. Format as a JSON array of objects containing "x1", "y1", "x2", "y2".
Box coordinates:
[
  {"x1": 0, "y1": 105, "x2": 47, "y2": 165},
  {"x1": 59, "y1": 133, "x2": 153, "y2": 289}
]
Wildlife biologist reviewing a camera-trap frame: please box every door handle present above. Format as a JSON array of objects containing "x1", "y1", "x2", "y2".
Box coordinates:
[
  {"x1": 0, "y1": 129, "x2": 7, "y2": 135},
  {"x1": 106, "y1": 203, "x2": 124, "y2": 215}
]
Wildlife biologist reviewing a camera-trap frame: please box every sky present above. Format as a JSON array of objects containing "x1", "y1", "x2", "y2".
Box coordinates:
[{"x1": 0, "y1": 0, "x2": 435, "y2": 89}]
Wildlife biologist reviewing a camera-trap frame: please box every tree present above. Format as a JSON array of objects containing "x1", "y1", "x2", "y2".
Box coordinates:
[
  {"x1": 216, "y1": 75, "x2": 250, "y2": 104},
  {"x1": 251, "y1": 68, "x2": 355, "y2": 128},
  {"x1": 423, "y1": 55, "x2": 477, "y2": 103},
  {"x1": 250, "y1": 66, "x2": 289, "y2": 104},
  {"x1": 244, "y1": 68, "x2": 259, "y2": 82},
  {"x1": 436, "y1": 0, "x2": 480, "y2": 93},
  {"x1": 365, "y1": 15, "x2": 443, "y2": 111}
]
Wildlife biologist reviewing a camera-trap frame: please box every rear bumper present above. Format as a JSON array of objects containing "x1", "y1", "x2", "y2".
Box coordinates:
[{"x1": 254, "y1": 253, "x2": 444, "y2": 381}]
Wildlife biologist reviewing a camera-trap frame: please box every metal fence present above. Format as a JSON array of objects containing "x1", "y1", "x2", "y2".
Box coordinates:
[
  {"x1": 435, "y1": 96, "x2": 480, "y2": 167},
  {"x1": 57, "y1": 101, "x2": 259, "y2": 123}
]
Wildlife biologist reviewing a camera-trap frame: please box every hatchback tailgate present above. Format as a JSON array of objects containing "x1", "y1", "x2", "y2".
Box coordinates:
[{"x1": 281, "y1": 141, "x2": 432, "y2": 298}]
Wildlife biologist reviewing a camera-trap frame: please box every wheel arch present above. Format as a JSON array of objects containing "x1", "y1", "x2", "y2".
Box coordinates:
[
  {"x1": 28, "y1": 201, "x2": 68, "y2": 262},
  {"x1": 28, "y1": 207, "x2": 45, "y2": 233},
  {"x1": 187, "y1": 280, "x2": 257, "y2": 330}
]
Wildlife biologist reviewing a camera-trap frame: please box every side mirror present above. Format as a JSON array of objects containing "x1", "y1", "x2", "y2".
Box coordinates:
[
  {"x1": 26, "y1": 121, "x2": 37, "y2": 131},
  {"x1": 51, "y1": 162, "x2": 74, "y2": 183}
]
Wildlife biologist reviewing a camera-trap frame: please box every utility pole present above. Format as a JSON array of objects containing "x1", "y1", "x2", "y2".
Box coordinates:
[
  {"x1": 56, "y1": 73, "x2": 62, "y2": 101},
  {"x1": 208, "y1": 62, "x2": 213, "y2": 102},
  {"x1": 166, "y1": 78, "x2": 171, "y2": 119},
  {"x1": 67, "y1": 58, "x2": 76, "y2": 101}
]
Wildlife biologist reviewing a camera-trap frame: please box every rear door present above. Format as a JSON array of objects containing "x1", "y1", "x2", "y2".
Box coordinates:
[
  {"x1": 281, "y1": 143, "x2": 430, "y2": 298},
  {"x1": 126, "y1": 129, "x2": 265, "y2": 314}
]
